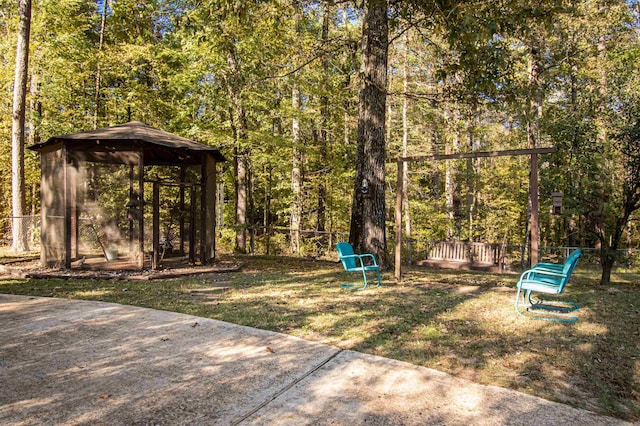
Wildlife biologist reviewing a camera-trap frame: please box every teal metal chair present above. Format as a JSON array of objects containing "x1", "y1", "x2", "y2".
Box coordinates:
[
  {"x1": 336, "y1": 242, "x2": 381, "y2": 290},
  {"x1": 515, "y1": 249, "x2": 582, "y2": 323},
  {"x1": 532, "y1": 248, "x2": 582, "y2": 274}
]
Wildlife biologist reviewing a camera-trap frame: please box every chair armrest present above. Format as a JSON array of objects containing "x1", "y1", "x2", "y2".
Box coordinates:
[
  {"x1": 533, "y1": 262, "x2": 563, "y2": 270},
  {"x1": 339, "y1": 253, "x2": 368, "y2": 268},
  {"x1": 519, "y1": 268, "x2": 566, "y2": 283},
  {"x1": 358, "y1": 253, "x2": 378, "y2": 266},
  {"x1": 530, "y1": 266, "x2": 567, "y2": 276},
  {"x1": 339, "y1": 254, "x2": 360, "y2": 260}
]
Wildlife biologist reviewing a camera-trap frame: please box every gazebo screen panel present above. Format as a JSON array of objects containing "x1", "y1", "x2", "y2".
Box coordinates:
[{"x1": 40, "y1": 149, "x2": 66, "y2": 266}]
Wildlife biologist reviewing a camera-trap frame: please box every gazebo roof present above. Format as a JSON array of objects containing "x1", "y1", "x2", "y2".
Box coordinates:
[{"x1": 29, "y1": 121, "x2": 226, "y2": 166}]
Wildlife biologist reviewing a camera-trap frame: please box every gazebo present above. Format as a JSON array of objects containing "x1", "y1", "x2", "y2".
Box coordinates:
[{"x1": 28, "y1": 121, "x2": 226, "y2": 269}]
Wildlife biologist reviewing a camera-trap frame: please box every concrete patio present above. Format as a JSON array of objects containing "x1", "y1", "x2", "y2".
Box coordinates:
[{"x1": 0, "y1": 294, "x2": 629, "y2": 425}]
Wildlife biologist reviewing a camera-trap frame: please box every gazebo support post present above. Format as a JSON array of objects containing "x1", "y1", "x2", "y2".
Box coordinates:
[
  {"x1": 179, "y1": 166, "x2": 186, "y2": 255},
  {"x1": 63, "y1": 144, "x2": 72, "y2": 268},
  {"x1": 152, "y1": 180, "x2": 160, "y2": 270},
  {"x1": 137, "y1": 152, "x2": 144, "y2": 269},
  {"x1": 200, "y1": 164, "x2": 206, "y2": 264},
  {"x1": 129, "y1": 165, "x2": 134, "y2": 253},
  {"x1": 189, "y1": 185, "x2": 196, "y2": 263},
  {"x1": 70, "y1": 160, "x2": 79, "y2": 260}
]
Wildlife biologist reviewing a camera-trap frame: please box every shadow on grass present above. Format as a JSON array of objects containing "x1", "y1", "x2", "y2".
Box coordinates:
[{"x1": 0, "y1": 257, "x2": 638, "y2": 421}]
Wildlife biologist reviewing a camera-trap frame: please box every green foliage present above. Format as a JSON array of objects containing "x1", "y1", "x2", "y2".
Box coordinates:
[{"x1": 1, "y1": 0, "x2": 640, "y2": 260}]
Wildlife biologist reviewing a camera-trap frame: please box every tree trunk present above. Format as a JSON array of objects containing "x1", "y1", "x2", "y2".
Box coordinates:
[
  {"x1": 234, "y1": 102, "x2": 249, "y2": 254},
  {"x1": 600, "y1": 246, "x2": 615, "y2": 286},
  {"x1": 290, "y1": 3, "x2": 302, "y2": 255},
  {"x1": 225, "y1": 43, "x2": 250, "y2": 254},
  {"x1": 401, "y1": 34, "x2": 411, "y2": 264},
  {"x1": 317, "y1": 3, "x2": 330, "y2": 233},
  {"x1": 444, "y1": 108, "x2": 460, "y2": 240},
  {"x1": 11, "y1": 0, "x2": 32, "y2": 253},
  {"x1": 349, "y1": 0, "x2": 389, "y2": 268},
  {"x1": 28, "y1": 73, "x2": 41, "y2": 147},
  {"x1": 527, "y1": 43, "x2": 543, "y2": 266},
  {"x1": 264, "y1": 165, "x2": 272, "y2": 255},
  {"x1": 94, "y1": 0, "x2": 109, "y2": 129},
  {"x1": 600, "y1": 209, "x2": 634, "y2": 285}
]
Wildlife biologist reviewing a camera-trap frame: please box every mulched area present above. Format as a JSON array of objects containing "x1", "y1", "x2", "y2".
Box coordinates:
[{"x1": 0, "y1": 255, "x2": 242, "y2": 281}]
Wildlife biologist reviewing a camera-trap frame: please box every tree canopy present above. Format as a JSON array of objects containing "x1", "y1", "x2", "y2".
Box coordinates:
[{"x1": 1, "y1": 0, "x2": 640, "y2": 282}]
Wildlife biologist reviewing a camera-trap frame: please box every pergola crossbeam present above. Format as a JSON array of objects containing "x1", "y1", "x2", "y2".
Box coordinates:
[
  {"x1": 394, "y1": 146, "x2": 556, "y2": 281},
  {"x1": 398, "y1": 147, "x2": 555, "y2": 163}
]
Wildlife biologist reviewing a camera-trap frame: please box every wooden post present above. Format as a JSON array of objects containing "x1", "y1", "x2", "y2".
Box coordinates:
[
  {"x1": 179, "y1": 165, "x2": 186, "y2": 255},
  {"x1": 395, "y1": 159, "x2": 403, "y2": 281},
  {"x1": 40, "y1": 151, "x2": 47, "y2": 266},
  {"x1": 70, "y1": 160, "x2": 78, "y2": 260},
  {"x1": 137, "y1": 152, "x2": 144, "y2": 269},
  {"x1": 529, "y1": 153, "x2": 539, "y2": 265},
  {"x1": 129, "y1": 165, "x2": 134, "y2": 253},
  {"x1": 200, "y1": 162, "x2": 206, "y2": 264},
  {"x1": 189, "y1": 185, "x2": 196, "y2": 264},
  {"x1": 152, "y1": 180, "x2": 160, "y2": 270},
  {"x1": 63, "y1": 144, "x2": 71, "y2": 268}
]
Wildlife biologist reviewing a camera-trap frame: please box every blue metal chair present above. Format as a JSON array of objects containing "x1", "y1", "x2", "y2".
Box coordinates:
[
  {"x1": 515, "y1": 249, "x2": 582, "y2": 323},
  {"x1": 336, "y1": 242, "x2": 381, "y2": 290},
  {"x1": 532, "y1": 248, "x2": 582, "y2": 274}
]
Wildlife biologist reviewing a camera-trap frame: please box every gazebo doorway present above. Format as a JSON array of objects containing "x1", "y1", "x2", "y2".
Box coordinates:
[{"x1": 29, "y1": 121, "x2": 226, "y2": 270}]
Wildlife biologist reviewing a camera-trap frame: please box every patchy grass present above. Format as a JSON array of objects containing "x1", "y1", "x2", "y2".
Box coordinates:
[{"x1": 0, "y1": 255, "x2": 638, "y2": 421}]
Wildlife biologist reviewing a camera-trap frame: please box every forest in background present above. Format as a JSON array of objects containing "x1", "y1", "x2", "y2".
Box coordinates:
[{"x1": 2, "y1": 0, "x2": 640, "y2": 282}]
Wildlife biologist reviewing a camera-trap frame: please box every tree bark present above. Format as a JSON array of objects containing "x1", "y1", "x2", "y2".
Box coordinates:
[
  {"x1": 290, "y1": 3, "x2": 302, "y2": 255},
  {"x1": 349, "y1": 0, "x2": 389, "y2": 268},
  {"x1": 527, "y1": 43, "x2": 543, "y2": 266},
  {"x1": 226, "y1": 48, "x2": 249, "y2": 254},
  {"x1": 401, "y1": 34, "x2": 411, "y2": 263},
  {"x1": 94, "y1": 0, "x2": 109, "y2": 129},
  {"x1": 317, "y1": 3, "x2": 330, "y2": 233},
  {"x1": 11, "y1": 0, "x2": 32, "y2": 252}
]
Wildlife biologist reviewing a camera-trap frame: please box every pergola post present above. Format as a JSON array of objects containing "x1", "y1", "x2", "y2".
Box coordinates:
[
  {"x1": 395, "y1": 159, "x2": 403, "y2": 281},
  {"x1": 529, "y1": 153, "x2": 540, "y2": 265}
]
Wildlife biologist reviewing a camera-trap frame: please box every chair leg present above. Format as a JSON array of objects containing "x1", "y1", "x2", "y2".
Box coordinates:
[
  {"x1": 516, "y1": 288, "x2": 579, "y2": 323},
  {"x1": 515, "y1": 286, "x2": 527, "y2": 318},
  {"x1": 527, "y1": 292, "x2": 579, "y2": 312},
  {"x1": 373, "y1": 269, "x2": 381, "y2": 287},
  {"x1": 360, "y1": 269, "x2": 368, "y2": 290},
  {"x1": 340, "y1": 271, "x2": 367, "y2": 290}
]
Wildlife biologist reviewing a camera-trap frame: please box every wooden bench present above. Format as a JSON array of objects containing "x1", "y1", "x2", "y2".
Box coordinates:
[{"x1": 515, "y1": 249, "x2": 582, "y2": 322}]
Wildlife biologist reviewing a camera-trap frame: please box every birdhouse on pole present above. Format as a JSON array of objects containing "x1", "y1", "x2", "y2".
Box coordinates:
[{"x1": 551, "y1": 192, "x2": 563, "y2": 215}]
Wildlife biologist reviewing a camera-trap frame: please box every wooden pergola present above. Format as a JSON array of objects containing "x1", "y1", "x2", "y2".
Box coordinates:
[
  {"x1": 29, "y1": 121, "x2": 226, "y2": 269},
  {"x1": 394, "y1": 147, "x2": 555, "y2": 280}
]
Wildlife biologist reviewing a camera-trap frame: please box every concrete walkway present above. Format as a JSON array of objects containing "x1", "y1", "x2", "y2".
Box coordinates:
[{"x1": 0, "y1": 294, "x2": 630, "y2": 425}]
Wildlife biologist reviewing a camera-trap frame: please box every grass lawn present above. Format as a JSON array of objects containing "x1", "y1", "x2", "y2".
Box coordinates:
[{"x1": 0, "y1": 255, "x2": 638, "y2": 421}]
